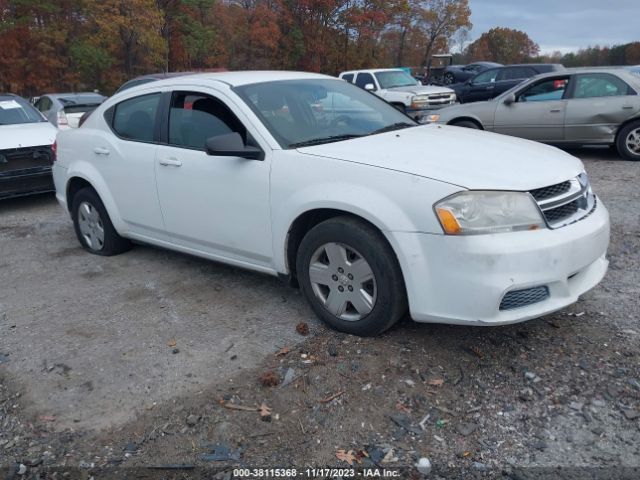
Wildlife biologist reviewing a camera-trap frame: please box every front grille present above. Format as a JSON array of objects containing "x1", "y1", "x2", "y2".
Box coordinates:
[
  {"x1": 529, "y1": 173, "x2": 594, "y2": 229},
  {"x1": 500, "y1": 286, "x2": 550, "y2": 311},
  {"x1": 0, "y1": 145, "x2": 52, "y2": 174},
  {"x1": 530, "y1": 181, "x2": 571, "y2": 201},
  {"x1": 543, "y1": 199, "x2": 579, "y2": 223}
]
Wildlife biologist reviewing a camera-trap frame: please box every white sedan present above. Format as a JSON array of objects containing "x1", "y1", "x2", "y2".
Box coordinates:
[{"x1": 52, "y1": 71, "x2": 610, "y2": 336}]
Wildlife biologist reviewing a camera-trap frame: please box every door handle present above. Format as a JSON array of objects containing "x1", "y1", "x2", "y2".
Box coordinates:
[
  {"x1": 486, "y1": 86, "x2": 494, "y2": 90},
  {"x1": 159, "y1": 157, "x2": 182, "y2": 167},
  {"x1": 622, "y1": 105, "x2": 633, "y2": 110},
  {"x1": 550, "y1": 109, "x2": 562, "y2": 113},
  {"x1": 93, "y1": 147, "x2": 110, "y2": 155}
]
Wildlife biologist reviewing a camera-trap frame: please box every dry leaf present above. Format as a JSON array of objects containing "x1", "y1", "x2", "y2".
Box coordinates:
[
  {"x1": 395, "y1": 402, "x2": 412, "y2": 414},
  {"x1": 296, "y1": 322, "x2": 309, "y2": 335},
  {"x1": 258, "y1": 402, "x2": 272, "y2": 420},
  {"x1": 336, "y1": 449, "x2": 358, "y2": 465},
  {"x1": 167, "y1": 339, "x2": 177, "y2": 347},
  {"x1": 428, "y1": 378, "x2": 444, "y2": 387},
  {"x1": 470, "y1": 346, "x2": 484, "y2": 358},
  {"x1": 319, "y1": 390, "x2": 345, "y2": 403},
  {"x1": 38, "y1": 415, "x2": 56, "y2": 422},
  {"x1": 259, "y1": 371, "x2": 280, "y2": 387},
  {"x1": 275, "y1": 346, "x2": 291, "y2": 357}
]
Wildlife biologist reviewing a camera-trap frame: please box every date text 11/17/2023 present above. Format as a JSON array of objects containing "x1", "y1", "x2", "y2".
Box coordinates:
[{"x1": 232, "y1": 468, "x2": 402, "y2": 478}]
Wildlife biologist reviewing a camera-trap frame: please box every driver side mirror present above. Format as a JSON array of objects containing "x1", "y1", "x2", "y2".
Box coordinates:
[
  {"x1": 205, "y1": 132, "x2": 264, "y2": 161},
  {"x1": 364, "y1": 83, "x2": 376, "y2": 92},
  {"x1": 503, "y1": 93, "x2": 516, "y2": 105}
]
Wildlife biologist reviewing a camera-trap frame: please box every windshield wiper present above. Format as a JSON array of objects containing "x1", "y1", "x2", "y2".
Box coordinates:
[
  {"x1": 289, "y1": 134, "x2": 364, "y2": 148},
  {"x1": 369, "y1": 122, "x2": 415, "y2": 136}
]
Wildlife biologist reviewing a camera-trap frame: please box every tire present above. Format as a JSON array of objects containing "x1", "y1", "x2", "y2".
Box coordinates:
[
  {"x1": 71, "y1": 187, "x2": 131, "y2": 256},
  {"x1": 450, "y1": 120, "x2": 480, "y2": 129},
  {"x1": 616, "y1": 121, "x2": 640, "y2": 161},
  {"x1": 296, "y1": 216, "x2": 407, "y2": 336},
  {"x1": 443, "y1": 73, "x2": 455, "y2": 85}
]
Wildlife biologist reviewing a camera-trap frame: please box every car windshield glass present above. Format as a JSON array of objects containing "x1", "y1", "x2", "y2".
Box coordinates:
[
  {"x1": 374, "y1": 71, "x2": 417, "y2": 89},
  {"x1": 0, "y1": 96, "x2": 46, "y2": 125},
  {"x1": 235, "y1": 79, "x2": 417, "y2": 149}
]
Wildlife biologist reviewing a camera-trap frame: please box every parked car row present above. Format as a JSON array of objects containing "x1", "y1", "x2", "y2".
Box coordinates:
[{"x1": 426, "y1": 68, "x2": 640, "y2": 161}]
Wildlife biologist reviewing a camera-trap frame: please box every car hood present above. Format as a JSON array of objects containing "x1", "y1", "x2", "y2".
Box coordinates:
[
  {"x1": 387, "y1": 85, "x2": 454, "y2": 95},
  {"x1": 0, "y1": 122, "x2": 57, "y2": 149},
  {"x1": 298, "y1": 125, "x2": 584, "y2": 191}
]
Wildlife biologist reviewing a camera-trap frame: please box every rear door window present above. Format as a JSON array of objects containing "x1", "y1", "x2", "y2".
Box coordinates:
[
  {"x1": 573, "y1": 73, "x2": 634, "y2": 98},
  {"x1": 341, "y1": 74, "x2": 354, "y2": 83},
  {"x1": 498, "y1": 67, "x2": 535, "y2": 81},
  {"x1": 112, "y1": 93, "x2": 161, "y2": 142}
]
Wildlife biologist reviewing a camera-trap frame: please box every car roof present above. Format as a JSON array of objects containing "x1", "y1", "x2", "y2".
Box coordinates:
[
  {"x1": 340, "y1": 68, "x2": 407, "y2": 75},
  {"x1": 131, "y1": 70, "x2": 335, "y2": 90}
]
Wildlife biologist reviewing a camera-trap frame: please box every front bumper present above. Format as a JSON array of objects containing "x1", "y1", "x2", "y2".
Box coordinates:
[
  {"x1": 391, "y1": 198, "x2": 610, "y2": 325},
  {"x1": 0, "y1": 167, "x2": 54, "y2": 200}
]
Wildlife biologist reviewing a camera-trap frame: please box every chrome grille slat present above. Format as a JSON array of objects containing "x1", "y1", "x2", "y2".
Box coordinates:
[{"x1": 529, "y1": 173, "x2": 595, "y2": 229}]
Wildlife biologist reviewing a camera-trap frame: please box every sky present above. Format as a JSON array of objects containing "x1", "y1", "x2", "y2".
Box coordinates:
[{"x1": 467, "y1": 0, "x2": 639, "y2": 54}]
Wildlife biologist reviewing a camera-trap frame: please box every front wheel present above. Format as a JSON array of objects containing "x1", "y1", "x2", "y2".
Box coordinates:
[
  {"x1": 71, "y1": 187, "x2": 131, "y2": 256},
  {"x1": 616, "y1": 121, "x2": 640, "y2": 161},
  {"x1": 296, "y1": 216, "x2": 407, "y2": 336}
]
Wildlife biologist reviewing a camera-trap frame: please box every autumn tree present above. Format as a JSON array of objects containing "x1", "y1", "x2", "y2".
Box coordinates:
[
  {"x1": 466, "y1": 27, "x2": 539, "y2": 64},
  {"x1": 418, "y1": 0, "x2": 471, "y2": 67}
]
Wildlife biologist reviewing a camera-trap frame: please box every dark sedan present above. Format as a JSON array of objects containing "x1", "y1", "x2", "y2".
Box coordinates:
[
  {"x1": 452, "y1": 64, "x2": 565, "y2": 103},
  {"x1": 442, "y1": 61, "x2": 502, "y2": 85}
]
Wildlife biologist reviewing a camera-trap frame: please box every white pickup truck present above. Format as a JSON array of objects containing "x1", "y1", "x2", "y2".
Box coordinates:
[{"x1": 339, "y1": 68, "x2": 456, "y2": 121}]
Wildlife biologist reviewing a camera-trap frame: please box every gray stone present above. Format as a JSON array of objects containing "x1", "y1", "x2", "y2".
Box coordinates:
[
  {"x1": 186, "y1": 414, "x2": 199, "y2": 427},
  {"x1": 455, "y1": 422, "x2": 478, "y2": 436}
]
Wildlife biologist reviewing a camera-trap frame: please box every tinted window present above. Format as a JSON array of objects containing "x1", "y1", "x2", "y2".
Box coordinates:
[
  {"x1": 168, "y1": 92, "x2": 246, "y2": 150},
  {"x1": 472, "y1": 69, "x2": 499, "y2": 84},
  {"x1": 499, "y1": 67, "x2": 535, "y2": 81},
  {"x1": 342, "y1": 74, "x2": 354, "y2": 83},
  {"x1": 519, "y1": 77, "x2": 569, "y2": 102},
  {"x1": 0, "y1": 96, "x2": 46, "y2": 125},
  {"x1": 355, "y1": 73, "x2": 376, "y2": 89},
  {"x1": 113, "y1": 93, "x2": 160, "y2": 142},
  {"x1": 573, "y1": 74, "x2": 632, "y2": 99}
]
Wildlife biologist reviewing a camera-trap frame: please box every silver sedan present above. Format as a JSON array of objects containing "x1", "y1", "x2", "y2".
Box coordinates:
[{"x1": 427, "y1": 68, "x2": 640, "y2": 161}]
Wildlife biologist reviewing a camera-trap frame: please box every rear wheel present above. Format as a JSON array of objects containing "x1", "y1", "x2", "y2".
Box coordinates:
[
  {"x1": 443, "y1": 73, "x2": 455, "y2": 85},
  {"x1": 71, "y1": 187, "x2": 131, "y2": 256},
  {"x1": 450, "y1": 120, "x2": 480, "y2": 129},
  {"x1": 616, "y1": 121, "x2": 640, "y2": 161},
  {"x1": 296, "y1": 216, "x2": 407, "y2": 336}
]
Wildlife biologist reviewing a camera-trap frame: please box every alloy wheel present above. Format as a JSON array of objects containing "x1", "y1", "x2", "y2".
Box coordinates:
[
  {"x1": 626, "y1": 127, "x2": 640, "y2": 155},
  {"x1": 308, "y1": 242, "x2": 377, "y2": 321}
]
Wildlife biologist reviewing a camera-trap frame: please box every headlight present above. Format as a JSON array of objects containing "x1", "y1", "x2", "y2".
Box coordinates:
[
  {"x1": 434, "y1": 191, "x2": 545, "y2": 235},
  {"x1": 425, "y1": 114, "x2": 440, "y2": 123},
  {"x1": 411, "y1": 94, "x2": 429, "y2": 105}
]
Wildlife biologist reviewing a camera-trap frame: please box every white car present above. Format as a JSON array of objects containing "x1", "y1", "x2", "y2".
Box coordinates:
[
  {"x1": 1, "y1": 94, "x2": 57, "y2": 199},
  {"x1": 339, "y1": 68, "x2": 457, "y2": 120},
  {"x1": 52, "y1": 71, "x2": 609, "y2": 336}
]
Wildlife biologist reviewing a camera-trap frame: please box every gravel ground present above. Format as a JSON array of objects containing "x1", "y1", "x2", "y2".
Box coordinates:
[{"x1": 1, "y1": 147, "x2": 639, "y2": 479}]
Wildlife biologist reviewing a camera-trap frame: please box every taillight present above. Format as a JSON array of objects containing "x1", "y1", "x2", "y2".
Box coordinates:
[
  {"x1": 57, "y1": 110, "x2": 69, "y2": 126},
  {"x1": 51, "y1": 141, "x2": 57, "y2": 162}
]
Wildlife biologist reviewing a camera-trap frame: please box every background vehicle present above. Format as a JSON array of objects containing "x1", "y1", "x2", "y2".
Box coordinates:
[
  {"x1": 628, "y1": 65, "x2": 640, "y2": 76},
  {"x1": 442, "y1": 61, "x2": 502, "y2": 85},
  {"x1": 35, "y1": 93, "x2": 106, "y2": 129},
  {"x1": 423, "y1": 54, "x2": 454, "y2": 85},
  {"x1": 53, "y1": 71, "x2": 608, "y2": 337},
  {"x1": 339, "y1": 68, "x2": 456, "y2": 120},
  {"x1": 429, "y1": 68, "x2": 640, "y2": 160},
  {"x1": 0, "y1": 93, "x2": 57, "y2": 199},
  {"x1": 452, "y1": 64, "x2": 565, "y2": 103}
]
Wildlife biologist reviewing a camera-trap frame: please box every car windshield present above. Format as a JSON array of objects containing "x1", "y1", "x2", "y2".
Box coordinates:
[
  {"x1": 235, "y1": 79, "x2": 417, "y2": 149},
  {"x1": 0, "y1": 96, "x2": 46, "y2": 125},
  {"x1": 374, "y1": 71, "x2": 418, "y2": 89}
]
